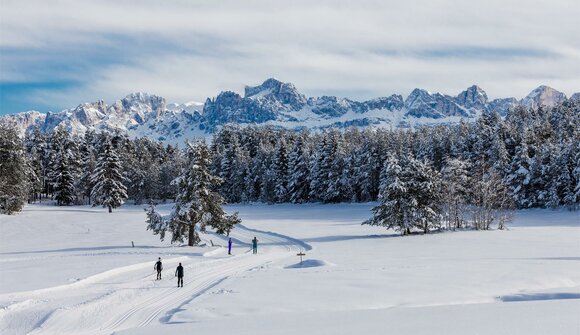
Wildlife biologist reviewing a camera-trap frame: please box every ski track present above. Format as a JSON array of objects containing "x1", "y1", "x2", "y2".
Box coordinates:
[{"x1": 0, "y1": 225, "x2": 310, "y2": 335}]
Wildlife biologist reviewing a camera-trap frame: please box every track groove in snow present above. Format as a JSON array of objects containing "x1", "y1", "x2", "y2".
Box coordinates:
[{"x1": 0, "y1": 224, "x2": 310, "y2": 335}]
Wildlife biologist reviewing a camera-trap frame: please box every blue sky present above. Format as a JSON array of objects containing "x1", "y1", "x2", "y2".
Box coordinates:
[{"x1": 1, "y1": 0, "x2": 579, "y2": 115}]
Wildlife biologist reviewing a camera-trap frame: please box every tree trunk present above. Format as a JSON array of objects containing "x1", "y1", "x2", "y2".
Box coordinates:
[
  {"x1": 188, "y1": 224, "x2": 195, "y2": 246},
  {"x1": 108, "y1": 205, "x2": 112, "y2": 213}
]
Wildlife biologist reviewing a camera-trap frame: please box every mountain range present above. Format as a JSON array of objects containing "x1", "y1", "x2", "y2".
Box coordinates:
[{"x1": 3, "y1": 78, "x2": 578, "y2": 143}]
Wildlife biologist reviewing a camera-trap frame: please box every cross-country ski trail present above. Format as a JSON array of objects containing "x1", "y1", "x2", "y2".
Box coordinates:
[{"x1": 0, "y1": 224, "x2": 311, "y2": 335}]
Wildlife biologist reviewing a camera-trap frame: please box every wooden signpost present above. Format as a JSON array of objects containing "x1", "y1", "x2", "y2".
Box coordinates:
[{"x1": 297, "y1": 249, "x2": 306, "y2": 265}]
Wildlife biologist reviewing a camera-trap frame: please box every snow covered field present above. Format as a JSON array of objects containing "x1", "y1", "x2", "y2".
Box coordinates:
[{"x1": 1, "y1": 203, "x2": 579, "y2": 334}]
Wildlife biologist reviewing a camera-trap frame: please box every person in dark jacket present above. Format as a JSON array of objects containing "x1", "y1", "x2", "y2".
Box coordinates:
[
  {"x1": 154, "y1": 257, "x2": 163, "y2": 280},
  {"x1": 252, "y1": 237, "x2": 258, "y2": 254},
  {"x1": 228, "y1": 238, "x2": 233, "y2": 255},
  {"x1": 175, "y1": 263, "x2": 184, "y2": 287}
]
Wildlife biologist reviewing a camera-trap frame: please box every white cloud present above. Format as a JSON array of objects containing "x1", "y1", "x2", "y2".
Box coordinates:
[{"x1": 1, "y1": 0, "x2": 579, "y2": 112}]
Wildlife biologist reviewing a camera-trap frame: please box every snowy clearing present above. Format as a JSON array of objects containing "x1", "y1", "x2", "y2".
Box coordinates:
[{"x1": 1, "y1": 203, "x2": 579, "y2": 335}]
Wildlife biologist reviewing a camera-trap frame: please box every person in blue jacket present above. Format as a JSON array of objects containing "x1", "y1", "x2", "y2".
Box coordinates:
[
  {"x1": 252, "y1": 237, "x2": 258, "y2": 254},
  {"x1": 228, "y1": 238, "x2": 233, "y2": 255}
]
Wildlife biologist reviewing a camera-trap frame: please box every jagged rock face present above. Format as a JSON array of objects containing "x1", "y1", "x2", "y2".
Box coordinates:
[
  {"x1": 456, "y1": 85, "x2": 488, "y2": 112},
  {"x1": 488, "y1": 97, "x2": 518, "y2": 116},
  {"x1": 203, "y1": 91, "x2": 278, "y2": 131},
  {"x1": 121, "y1": 92, "x2": 166, "y2": 120},
  {"x1": 404, "y1": 89, "x2": 467, "y2": 118},
  {"x1": 310, "y1": 96, "x2": 352, "y2": 118},
  {"x1": 69, "y1": 101, "x2": 107, "y2": 127},
  {"x1": 2, "y1": 79, "x2": 574, "y2": 143},
  {"x1": 360, "y1": 95, "x2": 404, "y2": 112},
  {"x1": 245, "y1": 78, "x2": 307, "y2": 110},
  {"x1": 521, "y1": 85, "x2": 567, "y2": 109},
  {"x1": 42, "y1": 111, "x2": 69, "y2": 133},
  {"x1": 568, "y1": 92, "x2": 580, "y2": 102},
  {"x1": 3, "y1": 111, "x2": 46, "y2": 135}
]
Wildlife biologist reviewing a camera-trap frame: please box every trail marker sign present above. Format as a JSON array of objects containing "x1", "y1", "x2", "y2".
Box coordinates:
[{"x1": 297, "y1": 250, "x2": 306, "y2": 265}]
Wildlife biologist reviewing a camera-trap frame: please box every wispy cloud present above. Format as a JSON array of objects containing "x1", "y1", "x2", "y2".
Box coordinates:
[{"x1": 0, "y1": 0, "x2": 579, "y2": 114}]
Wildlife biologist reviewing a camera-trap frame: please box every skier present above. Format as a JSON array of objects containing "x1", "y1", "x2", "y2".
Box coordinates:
[
  {"x1": 175, "y1": 263, "x2": 184, "y2": 287},
  {"x1": 252, "y1": 236, "x2": 258, "y2": 254},
  {"x1": 154, "y1": 257, "x2": 163, "y2": 280},
  {"x1": 228, "y1": 238, "x2": 233, "y2": 255}
]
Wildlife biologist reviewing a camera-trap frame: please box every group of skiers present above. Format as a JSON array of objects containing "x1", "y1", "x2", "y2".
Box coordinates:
[
  {"x1": 154, "y1": 236, "x2": 259, "y2": 287},
  {"x1": 227, "y1": 237, "x2": 259, "y2": 254},
  {"x1": 154, "y1": 257, "x2": 183, "y2": 286}
]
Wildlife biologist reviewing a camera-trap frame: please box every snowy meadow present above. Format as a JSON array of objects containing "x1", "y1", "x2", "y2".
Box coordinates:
[{"x1": 1, "y1": 203, "x2": 579, "y2": 334}]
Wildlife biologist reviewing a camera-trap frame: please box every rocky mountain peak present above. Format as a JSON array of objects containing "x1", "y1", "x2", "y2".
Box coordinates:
[
  {"x1": 456, "y1": 85, "x2": 488, "y2": 110},
  {"x1": 244, "y1": 78, "x2": 307, "y2": 110},
  {"x1": 120, "y1": 92, "x2": 166, "y2": 119},
  {"x1": 521, "y1": 85, "x2": 566, "y2": 109}
]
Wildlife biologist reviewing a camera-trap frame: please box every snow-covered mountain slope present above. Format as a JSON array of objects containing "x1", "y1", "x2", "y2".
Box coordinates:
[{"x1": 1, "y1": 79, "x2": 573, "y2": 143}]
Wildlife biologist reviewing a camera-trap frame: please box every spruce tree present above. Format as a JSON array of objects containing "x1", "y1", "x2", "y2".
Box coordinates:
[
  {"x1": 364, "y1": 155, "x2": 441, "y2": 235},
  {"x1": 147, "y1": 141, "x2": 240, "y2": 246},
  {"x1": 308, "y1": 136, "x2": 327, "y2": 202},
  {"x1": 91, "y1": 135, "x2": 128, "y2": 212},
  {"x1": 272, "y1": 138, "x2": 289, "y2": 203},
  {"x1": 408, "y1": 157, "x2": 442, "y2": 233},
  {"x1": 288, "y1": 135, "x2": 310, "y2": 203},
  {"x1": 53, "y1": 146, "x2": 76, "y2": 206},
  {"x1": 506, "y1": 138, "x2": 532, "y2": 208},
  {"x1": 0, "y1": 121, "x2": 30, "y2": 214},
  {"x1": 364, "y1": 155, "x2": 413, "y2": 234}
]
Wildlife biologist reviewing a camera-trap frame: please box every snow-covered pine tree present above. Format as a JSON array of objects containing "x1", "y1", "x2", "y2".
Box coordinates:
[
  {"x1": 506, "y1": 136, "x2": 532, "y2": 208},
  {"x1": 46, "y1": 125, "x2": 69, "y2": 196},
  {"x1": 573, "y1": 144, "x2": 580, "y2": 207},
  {"x1": 308, "y1": 135, "x2": 327, "y2": 202},
  {"x1": 77, "y1": 130, "x2": 97, "y2": 204},
  {"x1": 325, "y1": 132, "x2": 351, "y2": 203},
  {"x1": 364, "y1": 154, "x2": 441, "y2": 235},
  {"x1": 0, "y1": 121, "x2": 30, "y2": 214},
  {"x1": 158, "y1": 145, "x2": 182, "y2": 202},
  {"x1": 272, "y1": 137, "x2": 289, "y2": 203},
  {"x1": 216, "y1": 130, "x2": 244, "y2": 203},
  {"x1": 147, "y1": 141, "x2": 240, "y2": 246},
  {"x1": 311, "y1": 131, "x2": 349, "y2": 203},
  {"x1": 441, "y1": 158, "x2": 470, "y2": 229},
  {"x1": 407, "y1": 157, "x2": 442, "y2": 233},
  {"x1": 23, "y1": 127, "x2": 45, "y2": 203},
  {"x1": 287, "y1": 135, "x2": 310, "y2": 203},
  {"x1": 547, "y1": 142, "x2": 575, "y2": 208},
  {"x1": 52, "y1": 145, "x2": 76, "y2": 206},
  {"x1": 244, "y1": 156, "x2": 262, "y2": 202},
  {"x1": 145, "y1": 201, "x2": 167, "y2": 239},
  {"x1": 259, "y1": 148, "x2": 276, "y2": 203},
  {"x1": 353, "y1": 137, "x2": 381, "y2": 202},
  {"x1": 364, "y1": 154, "x2": 413, "y2": 234},
  {"x1": 91, "y1": 135, "x2": 128, "y2": 212},
  {"x1": 528, "y1": 144, "x2": 554, "y2": 207},
  {"x1": 490, "y1": 131, "x2": 510, "y2": 175}
]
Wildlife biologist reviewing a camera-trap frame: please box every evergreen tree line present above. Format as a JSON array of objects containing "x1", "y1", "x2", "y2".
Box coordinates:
[
  {"x1": 1, "y1": 100, "x2": 578, "y2": 220},
  {"x1": 0, "y1": 123, "x2": 183, "y2": 214},
  {"x1": 210, "y1": 101, "x2": 579, "y2": 217}
]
